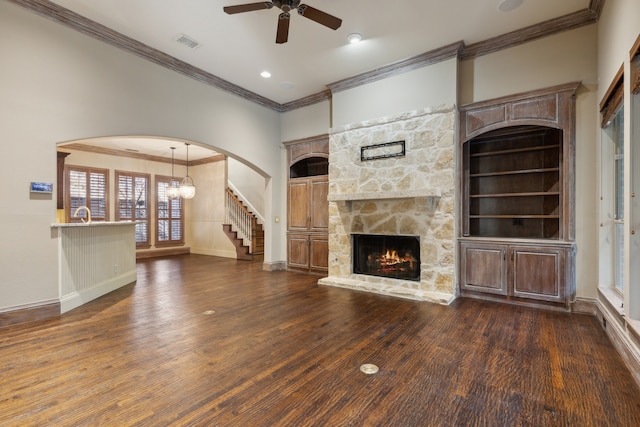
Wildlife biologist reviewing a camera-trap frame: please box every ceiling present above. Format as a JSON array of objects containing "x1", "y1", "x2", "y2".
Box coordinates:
[
  {"x1": 46, "y1": 0, "x2": 590, "y2": 159},
  {"x1": 47, "y1": 0, "x2": 590, "y2": 105}
]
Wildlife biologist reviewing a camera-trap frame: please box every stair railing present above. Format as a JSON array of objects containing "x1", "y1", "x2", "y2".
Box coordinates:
[{"x1": 225, "y1": 188, "x2": 255, "y2": 251}]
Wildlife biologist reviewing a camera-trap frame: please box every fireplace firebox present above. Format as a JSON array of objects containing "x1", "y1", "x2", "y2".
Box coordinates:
[{"x1": 352, "y1": 234, "x2": 420, "y2": 281}]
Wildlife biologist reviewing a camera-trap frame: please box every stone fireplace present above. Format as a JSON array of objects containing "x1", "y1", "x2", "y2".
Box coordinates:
[
  {"x1": 318, "y1": 106, "x2": 456, "y2": 304},
  {"x1": 352, "y1": 234, "x2": 421, "y2": 281}
]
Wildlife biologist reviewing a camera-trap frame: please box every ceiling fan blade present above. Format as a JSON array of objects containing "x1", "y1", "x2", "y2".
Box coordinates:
[
  {"x1": 223, "y1": 2, "x2": 273, "y2": 14},
  {"x1": 297, "y1": 4, "x2": 342, "y2": 30},
  {"x1": 276, "y1": 12, "x2": 290, "y2": 44}
]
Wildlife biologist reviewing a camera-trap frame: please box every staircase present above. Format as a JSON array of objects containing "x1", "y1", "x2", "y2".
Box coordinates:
[{"x1": 223, "y1": 188, "x2": 264, "y2": 261}]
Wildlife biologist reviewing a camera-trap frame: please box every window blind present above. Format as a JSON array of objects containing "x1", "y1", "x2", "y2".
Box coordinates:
[{"x1": 65, "y1": 166, "x2": 109, "y2": 222}]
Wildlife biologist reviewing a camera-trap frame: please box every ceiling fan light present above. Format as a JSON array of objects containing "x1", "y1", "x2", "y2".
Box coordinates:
[{"x1": 347, "y1": 33, "x2": 362, "y2": 44}]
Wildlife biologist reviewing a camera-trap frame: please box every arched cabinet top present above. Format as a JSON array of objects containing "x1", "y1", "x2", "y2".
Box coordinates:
[
  {"x1": 459, "y1": 81, "x2": 580, "y2": 143},
  {"x1": 283, "y1": 134, "x2": 329, "y2": 167}
]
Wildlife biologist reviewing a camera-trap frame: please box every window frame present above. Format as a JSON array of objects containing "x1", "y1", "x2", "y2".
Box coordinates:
[
  {"x1": 116, "y1": 170, "x2": 151, "y2": 249},
  {"x1": 64, "y1": 165, "x2": 110, "y2": 223},
  {"x1": 600, "y1": 66, "x2": 625, "y2": 295}
]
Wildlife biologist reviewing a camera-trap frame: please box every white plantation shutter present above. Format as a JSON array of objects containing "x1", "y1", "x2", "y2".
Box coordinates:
[
  {"x1": 156, "y1": 175, "x2": 184, "y2": 246},
  {"x1": 116, "y1": 171, "x2": 150, "y2": 248},
  {"x1": 65, "y1": 166, "x2": 109, "y2": 222}
]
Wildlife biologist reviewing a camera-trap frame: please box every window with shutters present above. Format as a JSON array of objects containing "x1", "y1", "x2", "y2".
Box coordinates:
[
  {"x1": 116, "y1": 171, "x2": 151, "y2": 248},
  {"x1": 65, "y1": 166, "x2": 109, "y2": 223},
  {"x1": 600, "y1": 66, "x2": 625, "y2": 295},
  {"x1": 156, "y1": 175, "x2": 184, "y2": 246}
]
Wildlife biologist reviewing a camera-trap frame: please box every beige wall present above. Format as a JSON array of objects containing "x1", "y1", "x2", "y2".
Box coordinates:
[
  {"x1": 332, "y1": 58, "x2": 458, "y2": 128},
  {"x1": 0, "y1": 0, "x2": 625, "y2": 314},
  {"x1": 57, "y1": 147, "x2": 235, "y2": 258},
  {"x1": 460, "y1": 26, "x2": 599, "y2": 299},
  {"x1": 0, "y1": 2, "x2": 282, "y2": 311}
]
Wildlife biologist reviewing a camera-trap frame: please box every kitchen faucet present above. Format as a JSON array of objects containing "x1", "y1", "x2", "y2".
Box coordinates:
[{"x1": 73, "y1": 206, "x2": 91, "y2": 223}]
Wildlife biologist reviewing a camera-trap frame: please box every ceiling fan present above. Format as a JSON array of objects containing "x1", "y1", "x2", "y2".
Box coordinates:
[{"x1": 223, "y1": 1, "x2": 342, "y2": 44}]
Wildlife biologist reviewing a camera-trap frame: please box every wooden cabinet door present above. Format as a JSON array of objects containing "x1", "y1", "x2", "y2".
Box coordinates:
[
  {"x1": 510, "y1": 246, "x2": 564, "y2": 302},
  {"x1": 309, "y1": 234, "x2": 328, "y2": 274},
  {"x1": 309, "y1": 177, "x2": 328, "y2": 232},
  {"x1": 287, "y1": 234, "x2": 310, "y2": 270},
  {"x1": 288, "y1": 180, "x2": 310, "y2": 231},
  {"x1": 460, "y1": 243, "x2": 507, "y2": 295}
]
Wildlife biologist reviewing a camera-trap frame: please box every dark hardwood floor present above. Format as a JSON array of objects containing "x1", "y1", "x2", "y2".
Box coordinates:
[{"x1": 2, "y1": 254, "x2": 640, "y2": 426}]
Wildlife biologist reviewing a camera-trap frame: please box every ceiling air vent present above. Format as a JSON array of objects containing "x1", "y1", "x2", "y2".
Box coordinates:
[{"x1": 175, "y1": 34, "x2": 201, "y2": 49}]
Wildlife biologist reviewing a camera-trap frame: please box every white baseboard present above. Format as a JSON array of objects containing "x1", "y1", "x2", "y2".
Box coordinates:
[
  {"x1": 190, "y1": 248, "x2": 237, "y2": 259},
  {"x1": 263, "y1": 261, "x2": 286, "y2": 271},
  {"x1": 60, "y1": 271, "x2": 137, "y2": 314},
  {"x1": 595, "y1": 298, "x2": 640, "y2": 388}
]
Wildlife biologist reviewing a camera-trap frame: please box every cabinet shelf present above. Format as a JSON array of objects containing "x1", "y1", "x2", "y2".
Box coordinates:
[
  {"x1": 470, "y1": 168, "x2": 559, "y2": 178},
  {"x1": 470, "y1": 144, "x2": 560, "y2": 158},
  {"x1": 470, "y1": 192, "x2": 560, "y2": 198},
  {"x1": 459, "y1": 83, "x2": 578, "y2": 308}
]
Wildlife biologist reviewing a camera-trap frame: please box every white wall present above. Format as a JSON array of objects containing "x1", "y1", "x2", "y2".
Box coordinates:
[
  {"x1": 459, "y1": 25, "x2": 599, "y2": 299},
  {"x1": 227, "y1": 157, "x2": 266, "y2": 221},
  {"x1": 0, "y1": 1, "x2": 282, "y2": 311}
]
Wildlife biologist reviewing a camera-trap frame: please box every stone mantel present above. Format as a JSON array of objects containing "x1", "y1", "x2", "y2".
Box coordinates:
[{"x1": 327, "y1": 188, "x2": 442, "y2": 202}]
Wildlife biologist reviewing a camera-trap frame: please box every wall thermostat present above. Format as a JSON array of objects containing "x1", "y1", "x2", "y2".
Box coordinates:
[{"x1": 30, "y1": 182, "x2": 53, "y2": 193}]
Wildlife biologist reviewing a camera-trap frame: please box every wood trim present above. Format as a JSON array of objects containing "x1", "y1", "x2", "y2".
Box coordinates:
[
  {"x1": 11, "y1": 0, "x2": 606, "y2": 111},
  {"x1": 631, "y1": 33, "x2": 640, "y2": 95},
  {"x1": 599, "y1": 65, "x2": 624, "y2": 128},
  {"x1": 57, "y1": 151, "x2": 70, "y2": 209},
  {"x1": 281, "y1": 90, "x2": 331, "y2": 113},
  {"x1": 458, "y1": 81, "x2": 581, "y2": 117},
  {"x1": 61, "y1": 143, "x2": 225, "y2": 166},
  {"x1": 0, "y1": 301, "x2": 60, "y2": 328},
  {"x1": 327, "y1": 42, "x2": 464, "y2": 94},
  {"x1": 136, "y1": 247, "x2": 190, "y2": 259},
  {"x1": 282, "y1": 134, "x2": 329, "y2": 147},
  {"x1": 189, "y1": 154, "x2": 226, "y2": 166},
  {"x1": 461, "y1": 8, "x2": 598, "y2": 60}
]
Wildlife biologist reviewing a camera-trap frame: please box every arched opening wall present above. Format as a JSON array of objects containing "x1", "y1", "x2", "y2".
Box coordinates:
[{"x1": 0, "y1": 2, "x2": 283, "y2": 312}]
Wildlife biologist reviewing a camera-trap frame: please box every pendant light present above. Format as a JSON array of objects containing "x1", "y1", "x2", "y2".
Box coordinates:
[
  {"x1": 167, "y1": 147, "x2": 181, "y2": 199},
  {"x1": 179, "y1": 143, "x2": 196, "y2": 199}
]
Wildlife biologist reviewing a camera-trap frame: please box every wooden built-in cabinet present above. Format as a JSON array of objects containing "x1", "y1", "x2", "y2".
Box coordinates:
[
  {"x1": 284, "y1": 136, "x2": 329, "y2": 275},
  {"x1": 458, "y1": 82, "x2": 579, "y2": 309},
  {"x1": 460, "y1": 241, "x2": 574, "y2": 305}
]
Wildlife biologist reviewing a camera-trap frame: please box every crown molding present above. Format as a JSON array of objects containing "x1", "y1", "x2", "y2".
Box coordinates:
[
  {"x1": 7, "y1": 0, "x2": 281, "y2": 111},
  {"x1": 60, "y1": 143, "x2": 225, "y2": 165},
  {"x1": 11, "y1": 0, "x2": 605, "y2": 112},
  {"x1": 461, "y1": 6, "x2": 600, "y2": 60},
  {"x1": 327, "y1": 41, "x2": 465, "y2": 95}
]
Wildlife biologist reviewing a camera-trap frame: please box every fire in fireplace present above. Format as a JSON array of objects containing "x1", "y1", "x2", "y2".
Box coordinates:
[{"x1": 352, "y1": 234, "x2": 420, "y2": 281}]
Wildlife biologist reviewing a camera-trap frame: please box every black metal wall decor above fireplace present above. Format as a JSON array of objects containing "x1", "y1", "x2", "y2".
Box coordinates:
[{"x1": 352, "y1": 234, "x2": 420, "y2": 281}]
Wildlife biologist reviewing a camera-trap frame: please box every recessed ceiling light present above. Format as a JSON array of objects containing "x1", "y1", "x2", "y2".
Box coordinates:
[
  {"x1": 498, "y1": 0, "x2": 524, "y2": 12},
  {"x1": 347, "y1": 33, "x2": 362, "y2": 44},
  {"x1": 260, "y1": 71, "x2": 271, "y2": 78},
  {"x1": 280, "y1": 82, "x2": 294, "y2": 89}
]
